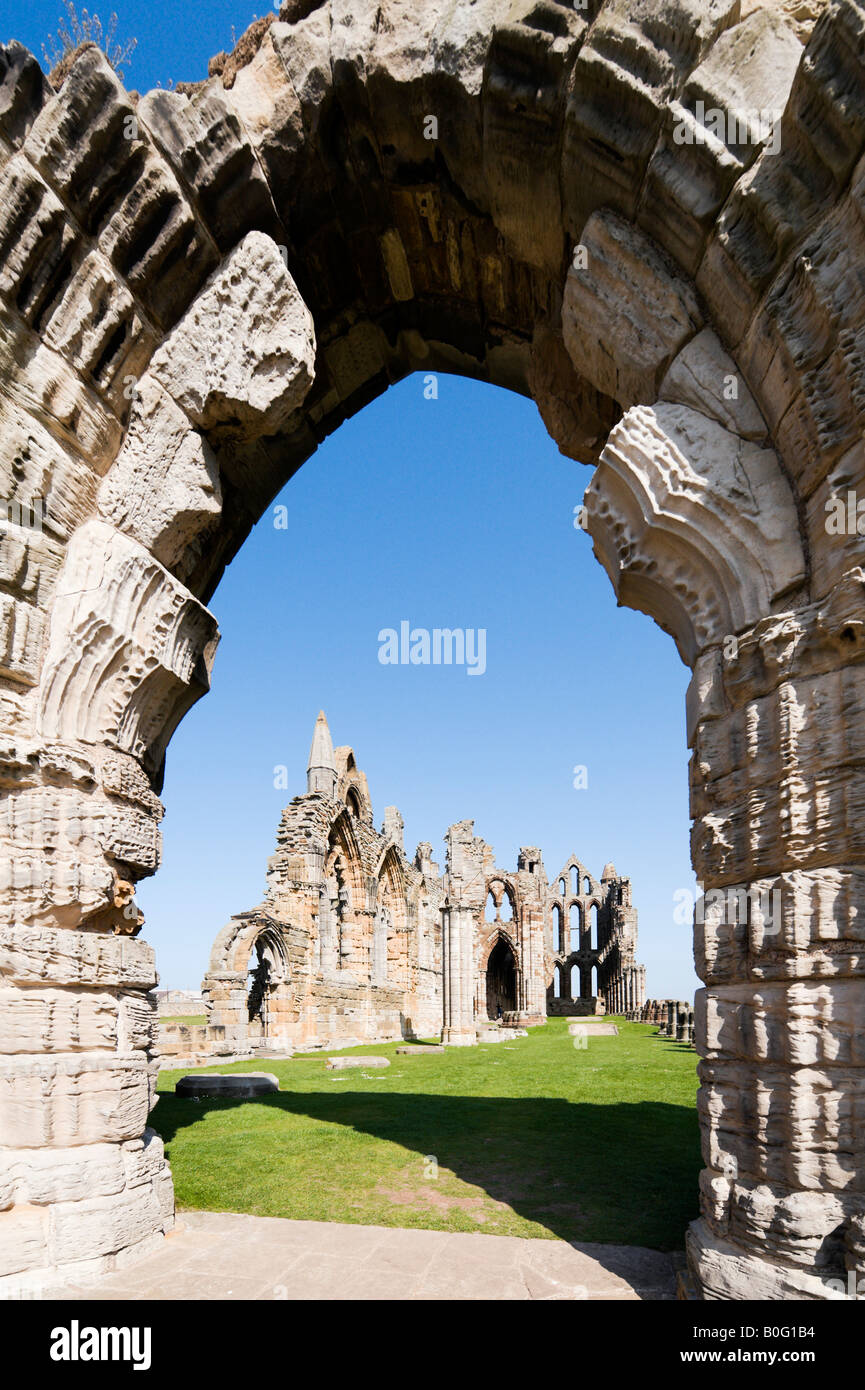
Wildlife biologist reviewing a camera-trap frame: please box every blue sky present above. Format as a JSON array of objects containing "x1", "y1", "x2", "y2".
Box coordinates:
[
  {"x1": 3, "y1": 2, "x2": 700, "y2": 999},
  {"x1": 6, "y1": 0, "x2": 271, "y2": 91}
]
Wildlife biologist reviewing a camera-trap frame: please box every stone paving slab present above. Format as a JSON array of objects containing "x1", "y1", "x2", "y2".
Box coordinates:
[
  {"x1": 326, "y1": 1055, "x2": 390, "y2": 1069},
  {"x1": 56, "y1": 1211, "x2": 678, "y2": 1301}
]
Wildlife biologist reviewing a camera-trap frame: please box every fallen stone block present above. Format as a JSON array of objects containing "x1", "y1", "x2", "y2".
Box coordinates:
[
  {"x1": 175, "y1": 1072, "x2": 279, "y2": 1098},
  {"x1": 568, "y1": 1022, "x2": 619, "y2": 1036},
  {"x1": 395, "y1": 1045, "x2": 445, "y2": 1055},
  {"x1": 326, "y1": 1055, "x2": 390, "y2": 1070}
]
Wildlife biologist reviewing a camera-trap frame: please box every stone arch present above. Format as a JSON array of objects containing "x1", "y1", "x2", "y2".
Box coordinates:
[
  {"x1": 372, "y1": 841, "x2": 408, "y2": 986},
  {"x1": 568, "y1": 901, "x2": 583, "y2": 952},
  {"x1": 485, "y1": 934, "x2": 518, "y2": 1020},
  {"x1": 479, "y1": 924, "x2": 520, "y2": 974},
  {"x1": 326, "y1": 806, "x2": 364, "y2": 904},
  {"x1": 551, "y1": 901, "x2": 563, "y2": 952},
  {"x1": 0, "y1": 2, "x2": 863, "y2": 1300},
  {"x1": 591, "y1": 902, "x2": 601, "y2": 950},
  {"x1": 202, "y1": 912, "x2": 291, "y2": 1050},
  {"x1": 485, "y1": 875, "x2": 516, "y2": 922}
]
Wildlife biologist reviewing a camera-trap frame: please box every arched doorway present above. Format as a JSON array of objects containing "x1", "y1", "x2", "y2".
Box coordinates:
[
  {"x1": 246, "y1": 934, "x2": 287, "y2": 1040},
  {"x1": 0, "y1": 2, "x2": 857, "y2": 1302},
  {"x1": 486, "y1": 938, "x2": 517, "y2": 1020}
]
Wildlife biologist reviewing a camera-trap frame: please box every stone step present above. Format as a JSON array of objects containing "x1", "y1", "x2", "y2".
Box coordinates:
[{"x1": 175, "y1": 1072, "x2": 279, "y2": 1099}]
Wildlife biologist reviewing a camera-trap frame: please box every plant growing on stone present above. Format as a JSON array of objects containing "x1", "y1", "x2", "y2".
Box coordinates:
[{"x1": 42, "y1": 1, "x2": 137, "y2": 82}]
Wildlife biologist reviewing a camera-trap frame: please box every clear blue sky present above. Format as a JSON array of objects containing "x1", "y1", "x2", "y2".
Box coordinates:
[{"x1": 3, "y1": 2, "x2": 700, "y2": 1000}]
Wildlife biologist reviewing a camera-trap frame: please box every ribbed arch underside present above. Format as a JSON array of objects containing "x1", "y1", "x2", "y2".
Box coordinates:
[{"x1": 2, "y1": 0, "x2": 865, "y2": 1301}]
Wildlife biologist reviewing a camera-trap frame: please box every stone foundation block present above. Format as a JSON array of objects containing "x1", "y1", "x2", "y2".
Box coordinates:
[
  {"x1": 0, "y1": 1052, "x2": 151, "y2": 1146},
  {"x1": 326, "y1": 1055, "x2": 390, "y2": 1069}
]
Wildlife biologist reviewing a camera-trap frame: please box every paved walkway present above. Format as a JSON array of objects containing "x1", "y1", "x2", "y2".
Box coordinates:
[{"x1": 60, "y1": 1211, "x2": 679, "y2": 1300}]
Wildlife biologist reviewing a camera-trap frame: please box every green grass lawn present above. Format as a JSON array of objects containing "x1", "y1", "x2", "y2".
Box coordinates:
[{"x1": 153, "y1": 1018, "x2": 700, "y2": 1249}]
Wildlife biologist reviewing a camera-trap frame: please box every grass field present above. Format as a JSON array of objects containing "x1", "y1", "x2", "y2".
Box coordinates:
[{"x1": 153, "y1": 1018, "x2": 700, "y2": 1249}]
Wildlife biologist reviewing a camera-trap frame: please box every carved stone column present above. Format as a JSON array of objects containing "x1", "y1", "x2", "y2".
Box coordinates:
[
  {"x1": 585, "y1": 335, "x2": 861, "y2": 1296},
  {"x1": 441, "y1": 904, "x2": 476, "y2": 1047}
]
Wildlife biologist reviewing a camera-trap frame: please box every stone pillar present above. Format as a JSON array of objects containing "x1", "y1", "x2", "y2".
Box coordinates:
[
  {"x1": 676, "y1": 1003, "x2": 688, "y2": 1043},
  {"x1": 686, "y1": 593, "x2": 865, "y2": 1300},
  {"x1": 441, "y1": 905, "x2": 476, "y2": 1046}
]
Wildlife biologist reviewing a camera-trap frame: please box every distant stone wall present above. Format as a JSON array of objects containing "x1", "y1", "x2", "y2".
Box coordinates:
[{"x1": 1, "y1": 0, "x2": 863, "y2": 1303}]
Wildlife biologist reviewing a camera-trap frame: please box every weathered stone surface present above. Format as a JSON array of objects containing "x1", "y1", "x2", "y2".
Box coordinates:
[
  {"x1": 138, "y1": 82, "x2": 284, "y2": 252},
  {"x1": 149, "y1": 231, "x2": 315, "y2": 439},
  {"x1": 395, "y1": 1044, "x2": 445, "y2": 1055},
  {"x1": 562, "y1": 0, "x2": 741, "y2": 236},
  {"x1": 586, "y1": 401, "x2": 807, "y2": 662},
  {"x1": 0, "y1": 1205, "x2": 48, "y2": 1278},
  {"x1": 25, "y1": 45, "x2": 219, "y2": 327},
  {"x1": 42, "y1": 250, "x2": 156, "y2": 412},
  {"x1": 687, "y1": 1219, "x2": 852, "y2": 1301},
  {"x1": 49, "y1": 1184, "x2": 165, "y2": 1265},
  {"x1": 742, "y1": 0, "x2": 828, "y2": 44},
  {"x1": 0, "y1": 1143, "x2": 125, "y2": 1208},
  {"x1": 0, "y1": 40, "x2": 48, "y2": 148},
  {"x1": 640, "y1": 8, "x2": 803, "y2": 274},
  {"x1": 659, "y1": 328, "x2": 767, "y2": 440},
  {"x1": 38, "y1": 520, "x2": 219, "y2": 774},
  {"x1": 0, "y1": 923, "x2": 156, "y2": 988},
  {"x1": 482, "y1": 5, "x2": 587, "y2": 270},
  {"x1": 0, "y1": 305, "x2": 122, "y2": 467},
  {"x1": 0, "y1": 1053, "x2": 152, "y2": 1147},
  {"x1": 527, "y1": 327, "x2": 620, "y2": 466},
  {"x1": 98, "y1": 375, "x2": 222, "y2": 575},
  {"x1": 563, "y1": 211, "x2": 703, "y2": 409},
  {"x1": 0, "y1": 985, "x2": 119, "y2": 1052},
  {"x1": 175, "y1": 1071, "x2": 279, "y2": 1096},
  {"x1": 0, "y1": 0, "x2": 864, "y2": 1305}
]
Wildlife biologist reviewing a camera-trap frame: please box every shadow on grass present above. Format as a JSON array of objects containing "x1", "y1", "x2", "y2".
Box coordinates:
[{"x1": 153, "y1": 1090, "x2": 700, "y2": 1251}]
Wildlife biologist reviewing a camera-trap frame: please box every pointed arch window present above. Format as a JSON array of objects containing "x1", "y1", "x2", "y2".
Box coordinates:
[{"x1": 569, "y1": 902, "x2": 582, "y2": 952}]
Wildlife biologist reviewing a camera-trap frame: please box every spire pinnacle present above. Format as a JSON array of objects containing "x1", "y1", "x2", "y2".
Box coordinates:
[{"x1": 307, "y1": 710, "x2": 336, "y2": 795}]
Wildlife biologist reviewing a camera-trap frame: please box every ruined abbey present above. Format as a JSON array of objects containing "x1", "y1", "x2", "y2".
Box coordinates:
[
  {"x1": 194, "y1": 713, "x2": 646, "y2": 1055},
  {"x1": 2, "y1": 0, "x2": 864, "y2": 1302}
]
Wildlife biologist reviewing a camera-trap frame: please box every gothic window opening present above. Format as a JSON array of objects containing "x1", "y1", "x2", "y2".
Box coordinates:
[
  {"x1": 372, "y1": 904, "x2": 390, "y2": 983},
  {"x1": 245, "y1": 931, "x2": 287, "y2": 1039},
  {"x1": 569, "y1": 902, "x2": 581, "y2": 952},
  {"x1": 486, "y1": 938, "x2": 516, "y2": 1019}
]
